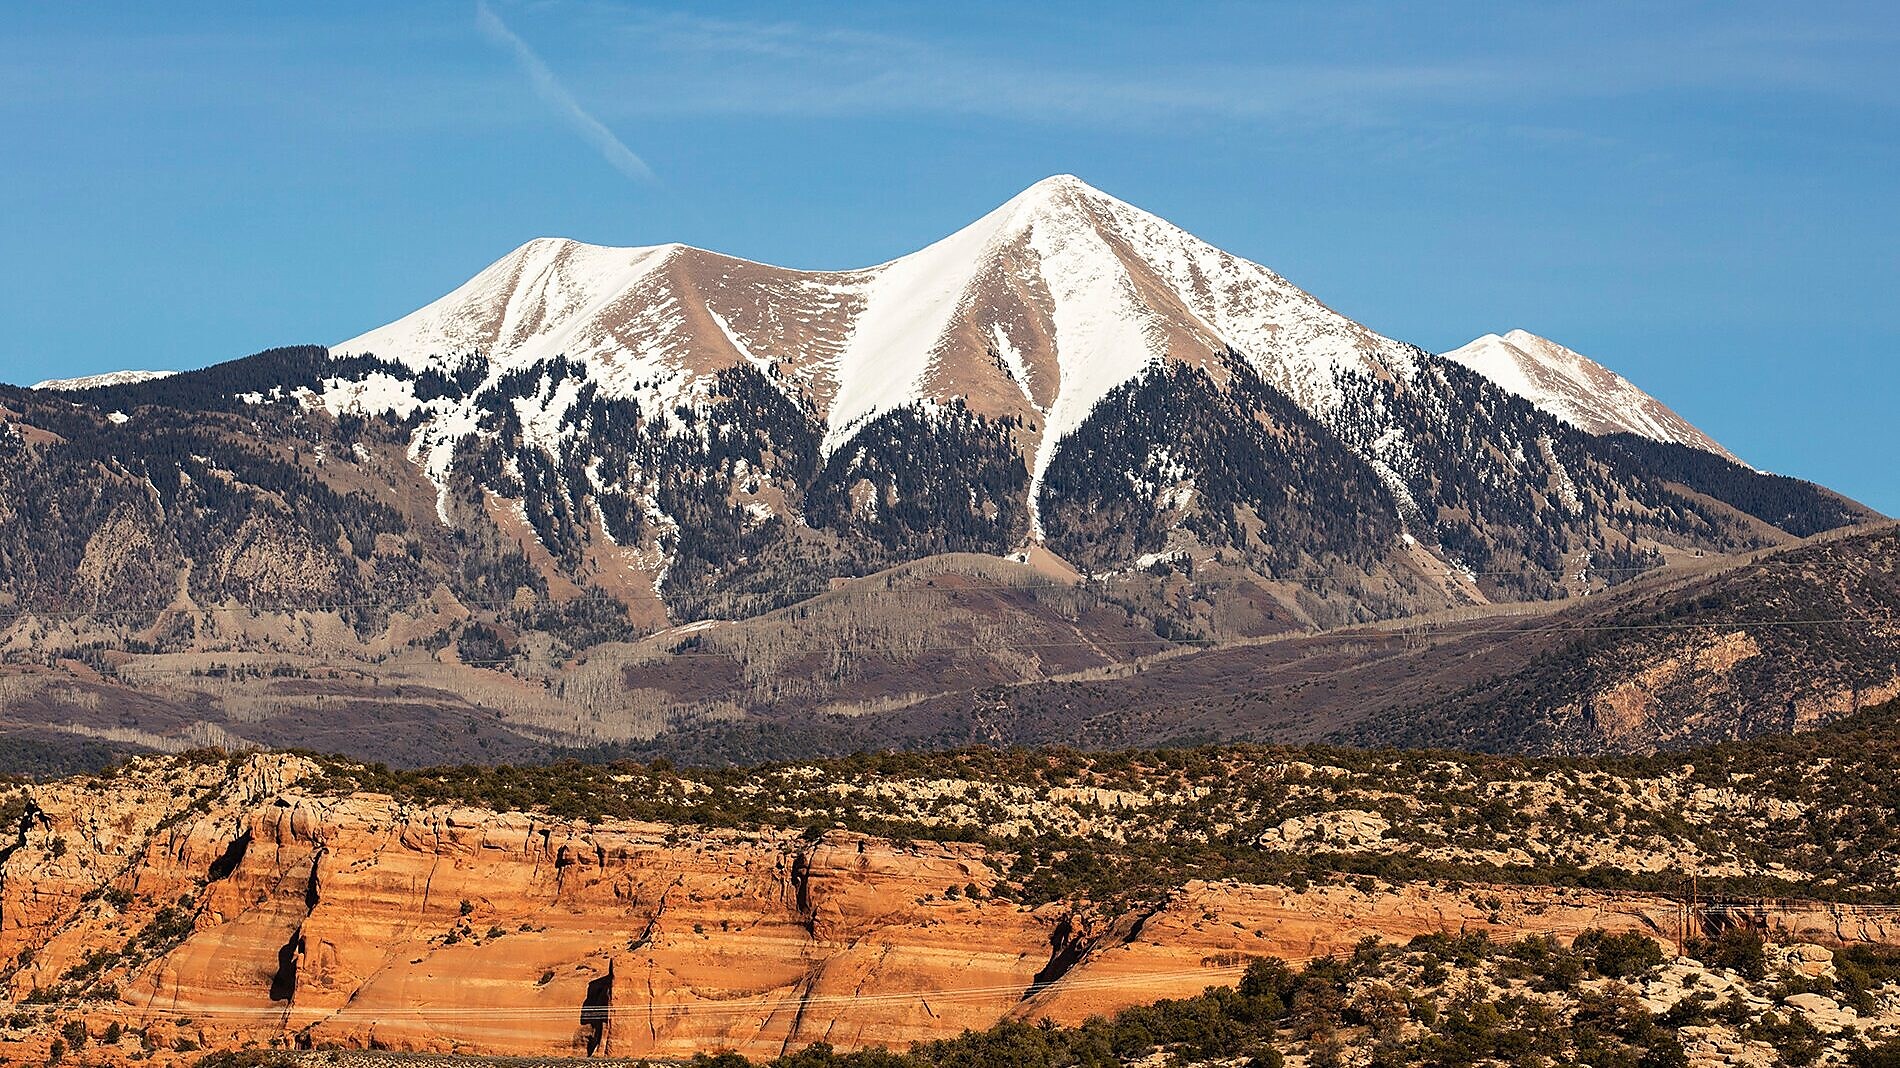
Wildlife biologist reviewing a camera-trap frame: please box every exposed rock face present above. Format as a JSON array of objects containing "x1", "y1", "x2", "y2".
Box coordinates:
[
  {"x1": 1017, "y1": 879, "x2": 1689, "y2": 1025},
  {"x1": 1259, "y1": 809, "x2": 1391, "y2": 848},
  {"x1": 4, "y1": 754, "x2": 1898, "y2": 1064},
  {"x1": 1, "y1": 755, "x2": 1050, "y2": 1060},
  {"x1": 1334, "y1": 523, "x2": 1900, "y2": 754}
]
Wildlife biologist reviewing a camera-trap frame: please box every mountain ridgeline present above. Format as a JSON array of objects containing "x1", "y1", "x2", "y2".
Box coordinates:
[
  {"x1": 0, "y1": 336, "x2": 1861, "y2": 629},
  {"x1": 0, "y1": 176, "x2": 1882, "y2": 766}
]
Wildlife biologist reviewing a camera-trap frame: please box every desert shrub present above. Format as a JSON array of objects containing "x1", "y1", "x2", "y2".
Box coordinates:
[
  {"x1": 1691, "y1": 927, "x2": 1768, "y2": 980},
  {"x1": 192, "y1": 1051, "x2": 297, "y2": 1068},
  {"x1": 1574, "y1": 929, "x2": 1666, "y2": 979},
  {"x1": 1850, "y1": 1039, "x2": 1900, "y2": 1068},
  {"x1": 59, "y1": 1019, "x2": 87, "y2": 1050}
]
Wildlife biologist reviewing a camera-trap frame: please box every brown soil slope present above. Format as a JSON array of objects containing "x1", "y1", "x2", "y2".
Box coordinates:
[{"x1": 743, "y1": 522, "x2": 1900, "y2": 758}]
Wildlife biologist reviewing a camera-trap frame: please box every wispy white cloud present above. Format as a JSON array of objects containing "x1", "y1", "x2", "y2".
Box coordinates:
[
  {"x1": 563, "y1": 7, "x2": 1897, "y2": 129},
  {"x1": 475, "y1": 0, "x2": 654, "y2": 182}
]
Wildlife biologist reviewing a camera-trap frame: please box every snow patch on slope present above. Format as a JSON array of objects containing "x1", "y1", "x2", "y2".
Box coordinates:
[
  {"x1": 821, "y1": 191, "x2": 1038, "y2": 452},
  {"x1": 333, "y1": 238, "x2": 678, "y2": 374},
  {"x1": 1023, "y1": 189, "x2": 1166, "y2": 534},
  {"x1": 1066, "y1": 178, "x2": 1415, "y2": 415},
  {"x1": 312, "y1": 371, "x2": 425, "y2": 420},
  {"x1": 706, "y1": 306, "x2": 773, "y2": 377},
  {"x1": 32, "y1": 369, "x2": 178, "y2": 391},
  {"x1": 990, "y1": 323, "x2": 1036, "y2": 410}
]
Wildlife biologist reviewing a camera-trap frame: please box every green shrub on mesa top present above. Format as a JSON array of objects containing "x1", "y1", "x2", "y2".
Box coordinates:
[{"x1": 312, "y1": 696, "x2": 1900, "y2": 910}]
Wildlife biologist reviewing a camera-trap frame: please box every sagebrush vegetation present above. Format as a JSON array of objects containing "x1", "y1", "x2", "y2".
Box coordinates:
[{"x1": 278, "y1": 696, "x2": 1900, "y2": 909}]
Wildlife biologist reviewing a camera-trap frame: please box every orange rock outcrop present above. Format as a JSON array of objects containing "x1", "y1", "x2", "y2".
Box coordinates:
[{"x1": 0, "y1": 754, "x2": 1891, "y2": 1065}]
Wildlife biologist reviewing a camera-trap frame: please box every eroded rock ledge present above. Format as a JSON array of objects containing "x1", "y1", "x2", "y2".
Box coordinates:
[{"x1": 2, "y1": 753, "x2": 1896, "y2": 1064}]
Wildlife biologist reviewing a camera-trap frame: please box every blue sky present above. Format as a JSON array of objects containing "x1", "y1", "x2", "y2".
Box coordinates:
[{"x1": 4, "y1": 2, "x2": 1896, "y2": 512}]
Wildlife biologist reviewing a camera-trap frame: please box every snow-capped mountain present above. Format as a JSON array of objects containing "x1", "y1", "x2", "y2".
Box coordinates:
[
  {"x1": 32, "y1": 369, "x2": 177, "y2": 391},
  {"x1": 0, "y1": 176, "x2": 1882, "y2": 765},
  {"x1": 303, "y1": 175, "x2": 1861, "y2": 610},
  {"x1": 333, "y1": 175, "x2": 1413, "y2": 530},
  {"x1": 8, "y1": 176, "x2": 1869, "y2": 639},
  {"x1": 1440, "y1": 330, "x2": 1739, "y2": 462}
]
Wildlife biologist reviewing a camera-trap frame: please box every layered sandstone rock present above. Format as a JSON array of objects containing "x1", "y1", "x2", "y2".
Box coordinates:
[
  {"x1": 1, "y1": 753, "x2": 1894, "y2": 1066},
  {"x1": 0, "y1": 756, "x2": 1054, "y2": 1061},
  {"x1": 1019, "y1": 879, "x2": 1686, "y2": 1024}
]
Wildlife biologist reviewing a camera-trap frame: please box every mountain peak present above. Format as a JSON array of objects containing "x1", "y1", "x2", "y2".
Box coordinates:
[
  {"x1": 511, "y1": 235, "x2": 581, "y2": 254},
  {"x1": 337, "y1": 172, "x2": 1409, "y2": 462},
  {"x1": 1018, "y1": 173, "x2": 1101, "y2": 199},
  {"x1": 501, "y1": 235, "x2": 690, "y2": 258},
  {"x1": 1440, "y1": 330, "x2": 1740, "y2": 462},
  {"x1": 988, "y1": 174, "x2": 1131, "y2": 232}
]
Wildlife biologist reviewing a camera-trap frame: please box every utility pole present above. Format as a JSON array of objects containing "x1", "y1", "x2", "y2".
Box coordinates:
[
  {"x1": 1690, "y1": 871, "x2": 1699, "y2": 947},
  {"x1": 1676, "y1": 878, "x2": 1686, "y2": 958}
]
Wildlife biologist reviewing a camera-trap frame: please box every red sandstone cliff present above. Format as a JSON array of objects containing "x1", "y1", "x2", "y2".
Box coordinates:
[{"x1": 3, "y1": 755, "x2": 1895, "y2": 1065}]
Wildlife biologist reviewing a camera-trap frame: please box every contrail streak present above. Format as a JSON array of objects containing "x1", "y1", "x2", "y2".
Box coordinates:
[{"x1": 475, "y1": 0, "x2": 656, "y2": 183}]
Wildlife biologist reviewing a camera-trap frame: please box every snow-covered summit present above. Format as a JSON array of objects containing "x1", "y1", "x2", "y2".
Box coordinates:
[
  {"x1": 32, "y1": 369, "x2": 177, "y2": 391},
  {"x1": 333, "y1": 175, "x2": 1415, "y2": 494},
  {"x1": 1439, "y1": 330, "x2": 1738, "y2": 462},
  {"x1": 23, "y1": 174, "x2": 1811, "y2": 625},
  {"x1": 319, "y1": 177, "x2": 1757, "y2": 562}
]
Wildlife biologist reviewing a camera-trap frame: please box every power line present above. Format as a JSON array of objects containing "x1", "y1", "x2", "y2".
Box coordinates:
[
  {"x1": 0, "y1": 562, "x2": 1692, "y2": 630},
  {"x1": 8, "y1": 897, "x2": 1874, "y2": 1025},
  {"x1": 23, "y1": 962, "x2": 1289, "y2": 1021},
  {"x1": 13, "y1": 614, "x2": 1884, "y2": 690},
  {"x1": 63, "y1": 611, "x2": 1884, "y2": 668}
]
